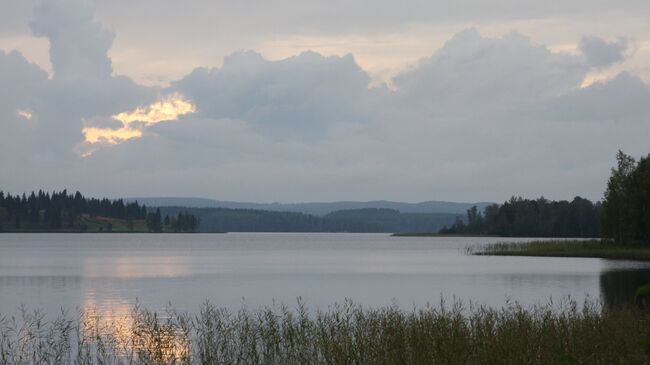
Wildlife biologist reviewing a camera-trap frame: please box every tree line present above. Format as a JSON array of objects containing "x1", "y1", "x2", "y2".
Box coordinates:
[
  {"x1": 3, "y1": 150, "x2": 646, "y2": 238},
  {"x1": 440, "y1": 196, "x2": 602, "y2": 238},
  {"x1": 441, "y1": 150, "x2": 650, "y2": 243},
  {"x1": 158, "y1": 206, "x2": 379, "y2": 233},
  {"x1": 0, "y1": 190, "x2": 198, "y2": 233},
  {"x1": 157, "y1": 206, "x2": 460, "y2": 233}
]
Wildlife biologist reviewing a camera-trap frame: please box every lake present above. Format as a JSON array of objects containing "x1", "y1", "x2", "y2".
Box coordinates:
[{"x1": 1, "y1": 233, "x2": 649, "y2": 317}]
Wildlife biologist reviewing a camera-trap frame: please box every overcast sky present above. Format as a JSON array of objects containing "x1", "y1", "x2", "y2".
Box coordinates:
[{"x1": 1, "y1": 0, "x2": 649, "y2": 203}]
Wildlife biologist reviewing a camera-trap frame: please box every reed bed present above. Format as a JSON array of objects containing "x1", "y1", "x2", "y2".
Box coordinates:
[
  {"x1": 0, "y1": 299, "x2": 648, "y2": 364},
  {"x1": 471, "y1": 239, "x2": 650, "y2": 261}
]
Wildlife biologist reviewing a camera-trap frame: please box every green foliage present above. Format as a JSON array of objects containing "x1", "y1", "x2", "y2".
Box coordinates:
[
  {"x1": 636, "y1": 284, "x2": 650, "y2": 310},
  {"x1": 602, "y1": 151, "x2": 650, "y2": 245},
  {"x1": 441, "y1": 196, "x2": 601, "y2": 238},
  {"x1": 636, "y1": 285, "x2": 650, "y2": 298}
]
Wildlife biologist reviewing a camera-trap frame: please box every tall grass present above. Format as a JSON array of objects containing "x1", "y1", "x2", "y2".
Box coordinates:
[
  {"x1": 0, "y1": 299, "x2": 648, "y2": 364},
  {"x1": 470, "y1": 239, "x2": 650, "y2": 261}
]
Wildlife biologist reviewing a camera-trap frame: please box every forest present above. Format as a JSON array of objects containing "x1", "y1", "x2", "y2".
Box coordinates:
[
  {"x1": 0, "y1": 190, "x2": 198, "y2": 233},
  {"x1": 4, "y1": 150, "x2": 647, "y2": 238},
  {"x1": 158, "y1": 206, "x2": 461, "y2": 233},
  {"x1": 442, "y1": 150, "x2": 650, "y2": 242},
  {"x1": 439, "y1": 197, "x2": 602, "y2": 238}
]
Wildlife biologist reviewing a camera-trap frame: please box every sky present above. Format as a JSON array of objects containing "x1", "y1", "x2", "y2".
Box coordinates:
[{"x1": 1, "y1": 0, "x2": 649, "y2": 203}]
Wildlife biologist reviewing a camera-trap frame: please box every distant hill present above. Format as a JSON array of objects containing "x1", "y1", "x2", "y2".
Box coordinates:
[
  {"x1": 128, "y1": 197, "x2": 494, "y2": 216},
  {"x1": 323, "y1": 208, "x2": 462, "y2": 233},
  {"x1": 157, "y1": 206, "x2": 462, "y2": 233}
]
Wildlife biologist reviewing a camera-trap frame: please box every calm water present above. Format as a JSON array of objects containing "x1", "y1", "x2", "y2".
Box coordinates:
[{"x1": 1, "y1": 233, "x2": 649, "y2": 316}]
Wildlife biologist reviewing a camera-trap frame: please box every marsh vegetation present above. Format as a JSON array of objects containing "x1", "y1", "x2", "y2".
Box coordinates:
[
  {"x1": 1, "y1": 299, "x2": 649, "y2": 364},
  {"x1": 472, "y1": 240, "x2": 650, "y2": 261}
]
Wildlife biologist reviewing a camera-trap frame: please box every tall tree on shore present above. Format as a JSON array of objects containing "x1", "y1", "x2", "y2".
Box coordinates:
[
  {"x1": 602, "y1": 151, "x2": 636, "y2": 243},
  {"x1": 602, "y1": 151, "x2": 650, "y2": 245},
  {"x1": 626, "y1": 154, "x2": 650, "y2": 243}
]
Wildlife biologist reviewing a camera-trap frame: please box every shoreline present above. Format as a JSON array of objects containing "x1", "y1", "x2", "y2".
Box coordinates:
[
  {"x1": 392, "y1": 232, "x2": 500, "y2": 237},
  {"x1": 472, "y1": 239, "x2": 650, "y2": 262},
  {"x1": 0, "y1": 231, "x2": 226, "y2": 234}
]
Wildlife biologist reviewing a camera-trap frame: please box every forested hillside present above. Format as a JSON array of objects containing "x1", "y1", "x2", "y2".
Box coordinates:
[
  {"x1": 323, "y1": 209, "x2": 461, "y2": 233},
  {"x1": 132, "y1": 198, "x2": 493, "y2": 215},
  {"x1": 158, "y1": 207, "x2": 461, "y2": 233}
]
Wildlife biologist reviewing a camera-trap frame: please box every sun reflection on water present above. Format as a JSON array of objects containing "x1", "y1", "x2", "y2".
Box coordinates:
[
  {"x1": 81, "y1": 255, "x2": 193, "y2": 279},
  {"x1": 81, "y1": 294, "x2": 191, "y2": 362}
]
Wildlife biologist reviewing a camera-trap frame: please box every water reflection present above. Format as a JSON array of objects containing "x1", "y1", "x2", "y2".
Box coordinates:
[
  {"x1": 82, "y1": 255, "x2": 194, "y2": 279},
  {"x1": 600, "y1": 268, "x2": 650, "y2": 307},
  {"x1": 2, "y1": 233, "x2": 650, "y2": 315},
  {"x1": 0, "y1": 275, "x2": 82, "y2": 288},
  {"x1": 81, "y1": 294, "x2": 191, "y2": 362}
]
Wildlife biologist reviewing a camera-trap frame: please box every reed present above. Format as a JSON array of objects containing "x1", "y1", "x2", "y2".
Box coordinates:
[
  {"x1": 0, "y1": 299, "x2": 648, "y2": 364},
  {"x1": 471, "y1": 239, "x2": 650, "y2": 261}
]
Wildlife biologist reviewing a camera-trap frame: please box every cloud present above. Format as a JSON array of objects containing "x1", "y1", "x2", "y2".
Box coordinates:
[
  {"x1": 90, "y1": 0, "x2": 650, "y2": 38},
  {"x1": 16, "y1": 109, "x2": 34, "y2": 120},
  {"x1": 172, "y1": 50, "x2": 375, "y2": 139},
  {"x1": 0, "y1": 0, "x2": 155, "y2": 160},
  {"x1": 1, "y1": 0, "x2": 650, "y2": 203},
  {"x1": 30, "y1": 0, "x2": 114, "y2": 80},
  {"x1": 112, "y1": 93, "x2": 195, "y2": 126},
  {"x1": 544, "y1": 72, "x2": 650, "y2": 122},
  {"x1": 0, "y1": 1, "x2": 35, "y2": 36},
  {"x1": 90, "y1": 31, "x2": 650, "y2": 201},
  {"x1": 579, "y1": 36, "x2": 629, "y2": 68},
  {"x1": 79, "y1": 93, "x2": 196, "y2": 152},
  {"x1": 0, "y1": 49, "x2": 47, "y2": 119},
  {"x1": 0, "y1": 49, "x2": 48, "y2": 155},
  {"x1": 393, "y1": 29, "x2": 587, "y2": 113}
]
